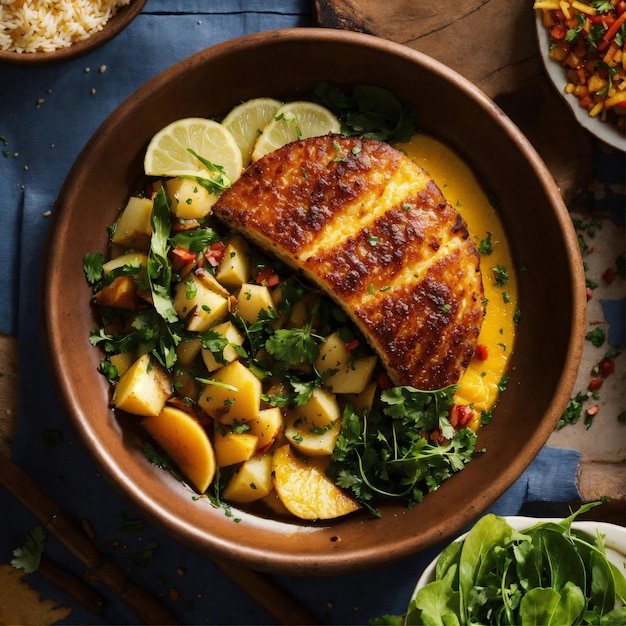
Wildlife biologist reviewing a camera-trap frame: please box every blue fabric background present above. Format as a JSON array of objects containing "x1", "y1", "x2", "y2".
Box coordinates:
[{"x1": 0, "y1": 1, "x2": 589, "y2": 623}]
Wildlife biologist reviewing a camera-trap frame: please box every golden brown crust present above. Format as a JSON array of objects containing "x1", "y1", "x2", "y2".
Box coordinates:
[{"x1": 213, "y1": 135, "x2": 484, "y2": 390}]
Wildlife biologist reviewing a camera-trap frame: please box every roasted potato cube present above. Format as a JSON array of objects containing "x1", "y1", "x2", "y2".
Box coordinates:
[
  {"x1": 236, "y1": 283, "x2": 276, "y2": 324},
  {"x1": 165, "y1": 177, "x2": 216, "y2": 219},
  {"x1": 223, "y1": 453, "x2": 273, "y2": 503},
  {"x1": 112, "y1": 353, "x2": 172, "y2": 417},
  {"x1": 197, "y1": 361, "x2": 262, "y2": 423},
  {"x1": 201, "y1": 321, "x2": 244, "y2": 372},
  {"x1": 173, "y1": 273, "x2": 228, "y2": 332},
  {"x1": 215, "y1": 235, "x2": 250, "y2": 288},
  {"x1": 111, "y1": 196, "x2": 153, "y2": 251}
]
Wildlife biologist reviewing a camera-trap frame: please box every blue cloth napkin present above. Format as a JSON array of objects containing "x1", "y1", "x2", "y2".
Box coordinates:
[{"x1": 0, "y1": 1, "x2": 595, "y2": 623}]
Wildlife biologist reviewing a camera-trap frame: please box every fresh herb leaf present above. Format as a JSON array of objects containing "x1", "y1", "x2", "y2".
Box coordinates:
[
  {"x1": 311, "y1": 82, "x2": 417, "y2": 143},
  {"x1": 148, "y1": 188, "x2": 178, "y2": 325},
  {"x1": 83, "y1": 252, "x2": 105, "y2": 285},
  {"x1": 11, "y1": 527, "x2": 46, "y2": 574},
  {"x1": 329, "y1": 386, "x2": 476, "y2": 514}
]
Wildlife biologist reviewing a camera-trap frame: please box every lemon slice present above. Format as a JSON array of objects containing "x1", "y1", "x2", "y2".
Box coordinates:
[
  {"x1": 222, "y1": 97, "x2": 282, "y2": 165},
  {"x1": 251, "y1": 101, "x2": 342, "y2": 161},
  {"x1": 144, "y1": 117, "x2": 243, "y2": 184}
]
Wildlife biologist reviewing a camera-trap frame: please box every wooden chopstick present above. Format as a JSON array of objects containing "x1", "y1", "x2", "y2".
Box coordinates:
[
  {"x1": 37, "y1": 554, "x2": 107, "y2": 616},
  {"x1": 0, "y1": 454, "x2": 321, "y2": 625},
  {"x1": 0, "y1": 453, "x2": 181, "y2": 625}
]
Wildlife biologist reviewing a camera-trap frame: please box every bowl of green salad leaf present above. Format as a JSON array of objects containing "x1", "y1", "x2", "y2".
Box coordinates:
[{"x1": 405, "y1": 504, "x2": 626, "y2": 625}]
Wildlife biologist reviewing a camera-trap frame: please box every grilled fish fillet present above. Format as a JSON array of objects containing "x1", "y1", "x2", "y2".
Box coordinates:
[{"x1": 213, "y1": 135, "x2": 485, "y2": 390}]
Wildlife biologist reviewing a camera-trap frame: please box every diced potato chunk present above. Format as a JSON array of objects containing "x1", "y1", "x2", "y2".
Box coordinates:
[
  {"x1": 102, "y1": 252, "x2": 149, "y2": 276},
  {"x1": 112, "y1": 353, "x2": 172, "y2": 417},
  {"x1": 173, "y1": 368, "x2": 200, "y2": 400},
  {"x1": 197, "y1": 361, "x2": 262, "y2": 423},
  {"x1": 272, "y1": 445, "x2": 360, "y2": 520},
  {"x1": 213, "y1": 426, "x2": 258, "y2": 467},
  {"x1": 236, "y1": 283, "x2": 276, "y2": 324},
  {"x1": 316, "y1": 332, "x2": 377, "y2": 394},
  {"x1": 176, "y1": 338, "x2": 202, "y2": 367},
  {"x1": 173, "y1": 273, "x2": 228, "y2": 332},
  {"x1": 284, "y1": 412, "x2": 341, "y2": 456},
  {"x1": 288, "y1": 293, "x2": 320, "y2": 328},
  {"x1": 342, "y1": 380, "x2": 378, "y2": 414},
  {"x1": 111, "y1": 196, "x2": 153, "y2": 251},
  {"x1": 93, "y1": 275, "x2": 141, "y2": 310},
  {"x1": 248, "y1": 407, "x2": 283, "y2": 453},
  {"x1": 165, "y1": 177, "x2": 217, "y2": 219},
  {"x1": 201, "y1": 321, "x2": 244, "y2": 372},
  {"x1": 195, "y1": 267, "x2": 229, "y2": 298},
  {"x1": 108, "y1": 352, "x2": 134, "y2": 379},
  {"x1": 141, "y1": 405, "x2": 215, "y2": 493},
  {"x1": 215, "y1": 236, "x2": 250, "y2": 288},
  {"x1": 223, "y1": 453, "x2": 273, "y2": 502},
  {"x1": 295, "y1": 387, "x2": 340, "y2": 428}
]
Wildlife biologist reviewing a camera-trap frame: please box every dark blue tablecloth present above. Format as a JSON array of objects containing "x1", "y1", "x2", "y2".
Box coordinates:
[{"x1": 0, "y1": 1, "x2": 591, "y2": 623}]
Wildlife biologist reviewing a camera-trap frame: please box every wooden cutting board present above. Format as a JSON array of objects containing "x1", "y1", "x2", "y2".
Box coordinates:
[{"x1": 313, "y1": 0, "x2": 593, "y2": 205}]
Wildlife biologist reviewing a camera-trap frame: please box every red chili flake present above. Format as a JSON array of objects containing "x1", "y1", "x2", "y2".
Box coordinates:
[
  {"x1": 603, "y1": 267, "x2": 616, "y2": 285},
  {"x1": 345, "y1": 339, "x2": 360, "y2": 351},
  {"x1": 588, "y1": 377, "x2": 604, "y2": 391},
  {"x1": 586, "y1": 405, "x2": 600, "y2": 417},
  {"x1": 475, "y1": 344, "x2": 489, "y2": 361},
  {"x1": 450, "y1": 404, "x2": 474, "y2": 428},
  {"x1": 255, "y1": 266, "x2": 280, "y2": 287},
  {"x1": 377, "y1": 372, "x2": 392, "y2": 390},
  {"x1": 204, "y1": 241, "x2": 226, "y2": 267},
  {"x1": 598, "y1": 358, "x2": 615, "y2": 378},
  {"x1": 228, "y1": 294, "x2": 238, "y2": 312}
]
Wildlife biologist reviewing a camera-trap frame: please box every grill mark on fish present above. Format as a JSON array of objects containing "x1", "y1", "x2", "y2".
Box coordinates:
[{"x1": 214, "y1": 135, "x2": 485, "y2": 390}]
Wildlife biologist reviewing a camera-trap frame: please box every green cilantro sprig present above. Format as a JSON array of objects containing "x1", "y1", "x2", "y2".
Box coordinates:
[
  {"x1": 329, "y1": 385, "x2": 478, "y2": 516},
  {"x1": 11, "y1": 527, "x2": 46, "y2": 574}
]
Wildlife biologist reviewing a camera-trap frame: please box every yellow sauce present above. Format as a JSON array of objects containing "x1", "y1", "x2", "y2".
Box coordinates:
[{"x1": 397, "y1": 135, "x2": 518, "y2": 420}]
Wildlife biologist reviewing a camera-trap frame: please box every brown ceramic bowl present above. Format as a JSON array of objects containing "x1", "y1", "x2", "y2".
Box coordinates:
[
  {"x1": 42, "y1": 28, "x2": 586, "y2": 575},
  {"x1": 0, "y1": 0, "x2": 146, "y2": 67}
]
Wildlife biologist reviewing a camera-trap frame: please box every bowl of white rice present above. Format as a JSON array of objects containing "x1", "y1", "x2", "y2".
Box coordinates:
[{"x1": 0, "y1": 0, "x2": 146, "y2": 66}]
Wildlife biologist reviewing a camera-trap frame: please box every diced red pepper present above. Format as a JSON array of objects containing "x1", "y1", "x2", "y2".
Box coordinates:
[
  {"x1": 170, "y1": 246, "x2": 196, "y2": 272},
  {"x1": 588, "y1": 377, "x2": 604, "y2": 391},
  {"x1": 377, "y1": 372, "x2": 392, "y2": 390},
  {"x1": 603, "y1": 267, "x2": 616, "y2": 284},
  {"x1": 598, "y1": 358, "x2": 615, "y2": 378},
  {"x1": 255, "y1": 266, "x2": 281, "y2": 287},
  {"x1": 550, "y1": 23, "x2": 568, "y2": 40},
  {"x1": 586, "y1": 404, "x2": 600, "y2": 417},
  {"x1": 449, "y1": 404, "x2": 474, "y2": 428},
  {"x1": 345, "y1": 339, "x2": 360, "y2": 351},
  {"x1": 604, "y1": 10, "x2": 626, "y2": 41},
  {"x1": 204, "y1": 241, "x2": 226, "y2": 267},
  {"x1": 475, "y1": 344, "x2": 489, "y2": 361}
]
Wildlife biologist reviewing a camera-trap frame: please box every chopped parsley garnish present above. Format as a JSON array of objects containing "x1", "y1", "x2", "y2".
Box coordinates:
[
  {"x1": 11, "y1": 527, "x2": 46, "y2": 574},
  {"x1": 329, "y1": 385, "x2": 477, "y2": 515}
]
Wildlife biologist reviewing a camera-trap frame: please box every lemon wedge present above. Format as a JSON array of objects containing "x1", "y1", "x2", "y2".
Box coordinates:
[
  {"x1": 251, "y1": 101, "x2": 341, "y2": 161},
  {"x1": 144, "y1": 117, "x2": 243, "y2": 184},
  {"x1": 222, "y1": 97, "x2": 282, "y2": 165}
]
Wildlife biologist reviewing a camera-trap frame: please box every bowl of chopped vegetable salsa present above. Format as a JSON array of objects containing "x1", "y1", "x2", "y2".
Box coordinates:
[
  {"x1": 42, "y1": 28, "x2": 587, "y2": 575},
  {"x1": 405, "y1": 505, "x2": 626, "y2": 625},
  {"x1": 533, "y1": 0, "x2": 626, "y2": 151}
]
